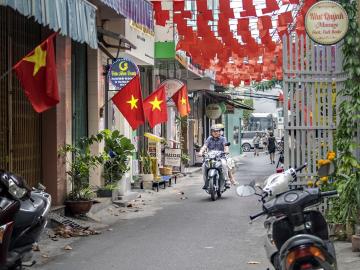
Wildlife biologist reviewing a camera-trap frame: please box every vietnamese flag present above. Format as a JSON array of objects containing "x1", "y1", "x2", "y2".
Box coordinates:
[
  {"x1": 143, "y1": 85, "x2": 168, "y2": 128},
  {"x1": 112, "y1": 75, "x2": 145, "y2": 130},
  {"x1": 13, "y1": 32, "x2": 59, "y2": 113},
  {"x1": 172, "y1": 85, "x2": 190, "y2": 117}
]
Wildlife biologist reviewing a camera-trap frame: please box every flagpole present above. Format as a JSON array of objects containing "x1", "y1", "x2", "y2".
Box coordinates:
[{"x1": 0, "y1": 67, "x2": 13, "y2": 82}]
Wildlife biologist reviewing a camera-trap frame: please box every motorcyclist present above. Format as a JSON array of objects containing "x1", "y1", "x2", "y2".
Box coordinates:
[
  {"x1": 217, "y1": 123, "x2": 238, "y2": 186},
  {"x1": 198, "y1": 124, "x2": 231, "y2": 189}
]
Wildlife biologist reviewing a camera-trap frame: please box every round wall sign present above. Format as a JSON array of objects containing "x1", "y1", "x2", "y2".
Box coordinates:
[
  {"x1": 109, "y1": 58, "x2": 139, "y2": 90},
  {"x1": 305, "y1": 1, "x2": 348, "y2": 45},
  {"x1": 205, "y1": 104, "x2": 223, "y2": 120}
]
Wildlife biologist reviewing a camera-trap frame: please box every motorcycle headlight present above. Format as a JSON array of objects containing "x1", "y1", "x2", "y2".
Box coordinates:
[{"x1": 7, "y1": 178, "x2": 27, "y2": 199}]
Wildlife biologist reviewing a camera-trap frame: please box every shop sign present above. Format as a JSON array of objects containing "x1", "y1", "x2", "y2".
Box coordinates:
[
  {"x1": 305, "y1": 1, "x2": 348, "y2": 45},
  {"x1": 148, "y1": 141, "x2": 157, "y2": 158},
  {"x1": 164, "y1": 148, "x2": 181, "y2": 167},
  {"x1": 109, "y1": 58, "x2": 138, "y2": 90},
  {"x1": 160, "y1": 79, "x2": 184, "y2": 100},
  {"x1": 205, "y1": 103, "x2": 223, "y2": 119}
]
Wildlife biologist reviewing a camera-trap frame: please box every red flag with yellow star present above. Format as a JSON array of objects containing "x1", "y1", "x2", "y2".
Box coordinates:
[
  {"x1": 143, "y1": 85, "x2": 168, "y2": 128},
  {"x1": 13, "y1": 32, "x2": 59, "y2": 113},
  {"x1": 171, "y1": 85, "x2": 190, "y2": 117},
  {"x1": 112, "y1": 75, "x2": 145, "y2": 130}
]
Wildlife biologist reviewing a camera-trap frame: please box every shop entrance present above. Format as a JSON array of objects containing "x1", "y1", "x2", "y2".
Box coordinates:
[{"x1": 0, "y1": 7, "x2": 42, "y2": 187}]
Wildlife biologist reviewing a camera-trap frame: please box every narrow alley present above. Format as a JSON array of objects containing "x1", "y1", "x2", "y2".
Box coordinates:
[{"x1": 33, "y1": 154, "x2": 274, "y2": 270}]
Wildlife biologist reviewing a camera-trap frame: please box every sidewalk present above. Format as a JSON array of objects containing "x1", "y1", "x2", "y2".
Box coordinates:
[{"x1": 30, "y1": 171, "x2": 196, "y2": 267}]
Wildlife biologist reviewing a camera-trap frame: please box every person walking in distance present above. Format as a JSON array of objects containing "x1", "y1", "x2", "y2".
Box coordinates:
[
  {"x1": 267, "y1": 132, "x2": 276, "y2": 164},
  {"x1": 253, "y1": 132, "x2": 261, "y2": 156}
]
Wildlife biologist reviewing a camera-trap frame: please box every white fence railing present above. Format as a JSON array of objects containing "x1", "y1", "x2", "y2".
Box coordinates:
[{"x1": 282, "y1": 34, "x2": 347, "y2": 183}]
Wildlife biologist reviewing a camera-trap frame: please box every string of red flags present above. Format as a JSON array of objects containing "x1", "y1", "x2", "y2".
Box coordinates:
[
  {"x1": 110, "y1": 59, "x2": 191, "y2": 130},
  {"x1": 151, "y1": 0, "x2": 314, "y2": 87}
]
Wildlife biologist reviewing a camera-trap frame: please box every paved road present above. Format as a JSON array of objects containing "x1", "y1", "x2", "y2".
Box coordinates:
[
  {"x1": 37, "y1": 153, "x2": 275, "y2": 270},
  {"x1": 33, "y1": 153, "x2": 359, "y2": 270}
]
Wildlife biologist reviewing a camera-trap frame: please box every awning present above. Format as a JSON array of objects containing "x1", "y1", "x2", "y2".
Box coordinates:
[
  {"x1": 99, "y1": 0, "x2": 154, "y2": 32},
  {"x1": 199, "y1": 90, "x2": 254, "y2": 111},
  {"x1": 97, "y1": 27, "x2": 136, "y2": 50},
  {"x1": 0, "y1": 0, "x2": 98, "y2": 49}
]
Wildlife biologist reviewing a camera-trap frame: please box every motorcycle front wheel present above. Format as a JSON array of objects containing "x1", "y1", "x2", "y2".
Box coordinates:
[
  {"x1": 208, "y1": 176, "x2": 217, "y2": 201},
  {"x1": 217, "y1": 178, "x2": 222, "y2": 198}
]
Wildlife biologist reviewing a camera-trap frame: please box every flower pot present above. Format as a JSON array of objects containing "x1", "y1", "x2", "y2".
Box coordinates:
[
  {"x1": 328, "y1": 223, "x2": 347, "y2": 240},
  {"x1": 142, "y1": 181, "x2": 153, "y2": 190},
  {"x1": 96, "y1": 188, "x2": 113, "y2": 198},
  {"x1": 139, "y1": 173, "x2": 154, "y2": 182},
  {"x1": 352, "y1": 235, "x2": 360, "y2": 252},
  {"x1": 65, "y1": 200, "x2": 93, "y2": 216},
  {"x1": 160, "y1": 166, "x2": 172, "y2": 176}
]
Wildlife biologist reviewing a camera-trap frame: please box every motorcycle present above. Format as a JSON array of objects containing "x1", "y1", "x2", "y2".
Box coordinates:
[
  {"x1": 0, "y1": 170, "x2": 51, "y2": 270},
  {"x1": 236, "y1": 164, "x2": 338, "y2": 270},
  {"x1": 201, "y1": 142, "x2": 231, "y2": 201}
]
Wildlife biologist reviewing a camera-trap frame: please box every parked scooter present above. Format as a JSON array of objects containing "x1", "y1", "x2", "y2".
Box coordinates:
[
  {"x1": 236, "y1": 164, "x2": 338, "y2": 270},
  {"x1": 0, "y1": 170, "x2": 51, "y2": 270}
]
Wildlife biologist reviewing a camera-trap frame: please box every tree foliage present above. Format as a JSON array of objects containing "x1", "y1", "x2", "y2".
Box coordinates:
[
  {"x1": 252, "y1": 78, "x2": 283, "y2": 91},
  {"x1": 330, "y1": 0, "x2": 360, "y2": 224}
]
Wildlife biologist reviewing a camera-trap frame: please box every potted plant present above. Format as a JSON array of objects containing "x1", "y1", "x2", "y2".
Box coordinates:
[
  {"x1": 181, "y1": 153, "x2": 190, "y2": 167},
  {"x1": 139, "y1": 151, "x2": 153, "y2": 182},
  {"x1": 59, "y1": 133, "x2": 106, "y2": 215},
  {"x1": 99, "y1": 129, "x2": 135, "y2": 197}
]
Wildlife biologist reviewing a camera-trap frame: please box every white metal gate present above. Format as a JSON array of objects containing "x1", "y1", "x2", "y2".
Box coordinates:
[{"x1": 282, "y1": 34, "x2": 347, "y2": 183}]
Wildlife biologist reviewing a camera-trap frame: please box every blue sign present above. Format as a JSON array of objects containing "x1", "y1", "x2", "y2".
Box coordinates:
[{"x1": 109, "y1": 58, "x2": 139, "y2": 90}]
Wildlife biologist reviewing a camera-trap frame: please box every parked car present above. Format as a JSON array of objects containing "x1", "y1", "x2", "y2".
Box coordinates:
[{"x1": 241, "y1": 131, "x2": 266, "y2": 152}]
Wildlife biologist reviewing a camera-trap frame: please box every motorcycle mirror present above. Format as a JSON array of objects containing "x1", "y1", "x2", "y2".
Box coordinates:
[
  {"x1": 254, "y1": 183, "x2": 263, "y2": 189},
  {"x1": 37, "y1": 183, "x2": 46, "y2": 191},
  {"x1": 236, "y1": 185, "x2": 256, "y2": 197}
]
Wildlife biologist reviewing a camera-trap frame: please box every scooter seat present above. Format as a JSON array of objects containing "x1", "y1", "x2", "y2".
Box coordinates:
[{"x1": 0, "y1": 197, "x2": 20, "y2": 224}]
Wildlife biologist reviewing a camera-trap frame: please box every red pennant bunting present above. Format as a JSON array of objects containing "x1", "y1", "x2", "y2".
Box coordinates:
[
  {"x1": 237, "y1": 18, "x2": 249, "y2": 32},
  {"x1": 201, "y1": 10, "x2": 213, "y2": 21},
  {"x1": 241, "y1": 0, "x2": 257, "y2": 17},
  {"x1": 196, "y1": 0, "x2": 208, "y2": 11},
  {"x1": 174, "y1": 0, "x2": 185, "y2": 11},
  {"x1": 278, "y1": 11, "x2": 293, "y2": 26},
  {"x1": 262, "y1": 0, "x2": 279, "y2": 14}
]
